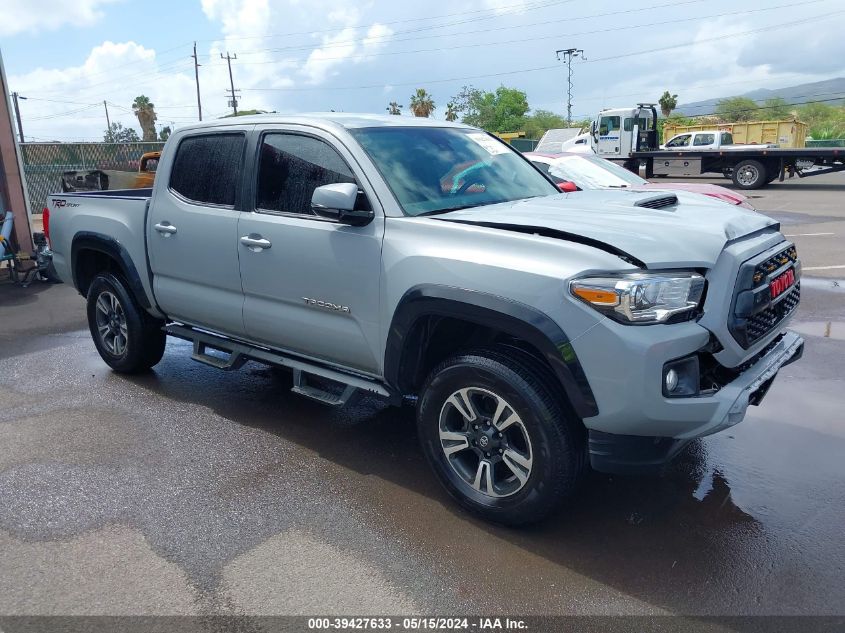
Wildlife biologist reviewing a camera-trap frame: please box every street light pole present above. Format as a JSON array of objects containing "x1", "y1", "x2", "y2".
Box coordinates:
[{"x1": 555, "y1": 49, "x2": 585, "y2": 126}]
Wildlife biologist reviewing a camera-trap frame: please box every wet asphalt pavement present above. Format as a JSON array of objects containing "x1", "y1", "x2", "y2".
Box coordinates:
[{"x1": 1, "y1": 181, "x2": 844, "y2": 624}]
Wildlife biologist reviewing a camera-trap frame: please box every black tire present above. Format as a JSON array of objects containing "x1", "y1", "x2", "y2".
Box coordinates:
[
  {"x1": 732, "y1": 159, "x2": 767, "y2": 190},
  {"x1": 417, "y1": 346, "x2": 586, "y2": 525},
  {"x1": 86, "y1": 272, "x2": 166, "y2": 373}
]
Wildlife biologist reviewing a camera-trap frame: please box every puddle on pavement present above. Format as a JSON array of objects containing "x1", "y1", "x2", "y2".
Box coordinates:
[
  {"x1": 799, "y1": 277, "x2": 844, "y2": 292},
  {"x1": 790, "y1": 320, "x2": 845, "y2": 341}
]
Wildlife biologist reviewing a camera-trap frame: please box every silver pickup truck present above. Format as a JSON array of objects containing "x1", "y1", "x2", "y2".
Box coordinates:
[{"x1": 47, "y1": 114, "x2": 804, "y2": 524}]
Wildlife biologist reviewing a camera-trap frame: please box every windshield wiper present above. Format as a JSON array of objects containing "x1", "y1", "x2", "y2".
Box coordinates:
[{"x1": 607, "y1": 184, "x2": 629, "y2": 188}]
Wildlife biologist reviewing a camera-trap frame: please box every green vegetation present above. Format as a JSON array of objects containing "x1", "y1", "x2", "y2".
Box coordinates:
[
  {"x1": 714, "y1": 96, "x2": 760, "y2": 122},
  {"x1": 409, "y1": 88, "x2": 436, "y2": 117},
  {"x1": 658, "y1": 91, "x2": 678, "y2": 117},
  {"x1": 132, "y1": 95, "x2": 157, "y2": 141},
  {"x1": 103, "y1": 122, "x2": 141, "y2": 143}
]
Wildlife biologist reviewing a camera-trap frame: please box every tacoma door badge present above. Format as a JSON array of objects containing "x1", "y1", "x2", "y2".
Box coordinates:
[{"x1": 302, "y1": 297, "x2": 351, "y2": 313}]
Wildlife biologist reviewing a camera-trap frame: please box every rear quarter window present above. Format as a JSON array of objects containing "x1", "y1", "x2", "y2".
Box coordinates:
[{"x1": 169, "y1": 133, "x2": 245, "y2": 206}]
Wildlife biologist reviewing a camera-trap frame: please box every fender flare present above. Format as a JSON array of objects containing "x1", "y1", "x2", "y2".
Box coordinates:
[
  {"x1": 384, "y1": 285, "x2": 598, "y2": 419},
  {"x1": 70, "y1": 231, "x2": 151, "y2": 309}
]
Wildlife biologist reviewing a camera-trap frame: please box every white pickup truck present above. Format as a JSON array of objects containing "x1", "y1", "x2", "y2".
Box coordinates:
[{"x1": 661, "y1": 130, "x2": 773, "y2": 151}]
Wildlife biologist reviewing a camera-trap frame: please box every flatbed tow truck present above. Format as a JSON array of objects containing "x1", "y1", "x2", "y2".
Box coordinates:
[{"x1": 589, "y1": 104, "x2": 845, "y2": 190}]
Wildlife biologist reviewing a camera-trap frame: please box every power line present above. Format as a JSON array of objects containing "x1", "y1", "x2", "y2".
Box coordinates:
[
  {"x1": 222, "y1": 0, "x2": 826, "y2": 67},
  {"x1": 241, "y1": 8, "x2": 845, "y2": 93},
  {"x1": 227, "y1": 0, "x2": 706, "y2": 58},
  {"x1": 199, "y1": 0, "x2": 578, "y2": 44}
]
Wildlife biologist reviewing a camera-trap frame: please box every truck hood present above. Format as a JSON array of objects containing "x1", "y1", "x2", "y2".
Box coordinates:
[{"x1": 438, "y1": 190, "x2": 778, "y2": 268}]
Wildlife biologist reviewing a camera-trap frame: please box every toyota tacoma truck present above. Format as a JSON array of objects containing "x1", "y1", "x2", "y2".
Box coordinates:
[{"x1": 47, "y1": 114, "x2": 804, "y2": 525}]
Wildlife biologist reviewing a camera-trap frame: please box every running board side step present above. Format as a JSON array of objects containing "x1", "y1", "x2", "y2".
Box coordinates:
[{"x1": 166, "y1": 324, "x2": 391, "y2": 406}]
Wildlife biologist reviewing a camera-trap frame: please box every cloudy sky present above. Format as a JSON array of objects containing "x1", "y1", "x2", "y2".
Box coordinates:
[{"x1": 2, "y1": 0, "x2": 844, "y2": 141}]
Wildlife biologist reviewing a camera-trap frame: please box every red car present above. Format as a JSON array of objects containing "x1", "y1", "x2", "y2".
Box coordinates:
[{"x1": 525, "y1": 151, "x2": 754, "y2": 209}]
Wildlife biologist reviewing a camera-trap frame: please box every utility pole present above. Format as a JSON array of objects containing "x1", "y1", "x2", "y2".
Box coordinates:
[
  {"x1": 103, "y1": 100, "x2": 111, "y2": 131},
  {"x1": 192, "y1": 42, "x2": 203, "y2": 121},
  {"x1": 11, "y1": 92, "x2": 25, "y2": 143},
  {"x1": 555, "y1": 48, "x2": 585, "y2": 126},
  {"x1": 221, "y1": 51, "x2": 239, "y2": 116}
]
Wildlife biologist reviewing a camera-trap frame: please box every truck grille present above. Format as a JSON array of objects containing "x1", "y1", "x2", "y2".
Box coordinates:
[
  {"x1": 729, "y1": 244, "x2": 800, "y2": 348},
  {"x1": 635, "y1": 194, "x2": 678, "y2": 209},
  {"x1": 746, "y1": 283, "x2": 800, "y2": 345}
]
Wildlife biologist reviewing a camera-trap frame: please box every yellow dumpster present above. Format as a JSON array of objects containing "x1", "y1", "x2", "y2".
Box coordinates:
[{"x1": 663, "y1": 120, "x2": 807, "y2": 148}]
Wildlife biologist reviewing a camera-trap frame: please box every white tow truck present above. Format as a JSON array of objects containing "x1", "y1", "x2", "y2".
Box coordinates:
[{"x1": 586, "y1": 104, "x2": 845, "y2": 189}]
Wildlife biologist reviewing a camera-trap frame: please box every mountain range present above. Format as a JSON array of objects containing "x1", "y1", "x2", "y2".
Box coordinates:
[{"x1": 675, "y1": 77, "x2": 845, "y2": 117}]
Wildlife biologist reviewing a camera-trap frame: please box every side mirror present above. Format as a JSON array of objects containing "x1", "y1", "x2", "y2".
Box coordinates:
[
  {"x1": 590, "y1": 121, "x2": 597, "y2": 141},
  {"x1": 558, "y1": 181, "x2": 578, "y2": 193},
  {"x1": 311, "y1": 182, "x2": 373, "y2": 226}
]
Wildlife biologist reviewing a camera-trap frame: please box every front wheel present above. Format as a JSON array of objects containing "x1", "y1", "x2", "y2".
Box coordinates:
[
  {"x1": 87, "y1": 272, "x2": 166, "y2": 373},
  {"x1": 417, "y1": 347, "x2": 586, "y2": 525}
]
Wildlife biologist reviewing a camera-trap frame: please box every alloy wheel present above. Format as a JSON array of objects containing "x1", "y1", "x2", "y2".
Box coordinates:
[
  {"x1": 94, "y1": 291, "x2": 128, "y2": 356},
  {"x1": 438, "y1": 387, "x2": 534, "y2": 498}
]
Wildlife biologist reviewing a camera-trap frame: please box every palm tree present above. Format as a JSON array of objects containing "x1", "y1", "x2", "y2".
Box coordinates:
[
  {"x1": 386, "y1": 101, "x2": 403, "y2": 115},
  {"x1": 658, "y1": 91, "x2": 678, "y2": 118},
  {"x1": 445, "y1": 102, "x2": 458, "y2": 122},
  {"x1": 409, "y1": 89, "x2": 435, "y2": 118},
  {"x1": 132, "y1": 95, "x2": 158, "y2": 141}
]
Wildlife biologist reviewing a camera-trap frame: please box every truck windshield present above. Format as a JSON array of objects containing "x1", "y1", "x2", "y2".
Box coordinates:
[
  {"x1": 547, "y1": 154, "x2": 648, "y2": 189},
  {"x1": 350, "y1": 127, "x2": 557, "y2": 216}
]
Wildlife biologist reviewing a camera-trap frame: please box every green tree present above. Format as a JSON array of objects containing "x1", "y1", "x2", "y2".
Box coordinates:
[
  {"x1": 760, "y1": 97, "x2": 792, "y2": 120},
  {"x1": 451, "y1": 85, "x2": 484, "y2": 121},
  {"x1": 103, "y1": 122, "x2": 140, "y2": 143},
  {"x1": 386, "y1": 101, "x2": 403, "y2": 115},
  {"x1": 159, "y1": 126, "x2": 172, "y2": 141},
  {"x1": 409, "y1": 88, "x2": 436, "y2": 117},
  {"x1": 445, "y1": 102, "x2": 459, "y2": 122},
  {"x1": 798, "y1": 102, "x2": 842, "y2": 127},
  {"x1": 132, "y1": 95, "x2": 158, "y2": 141},
  {"x1": 523, "y1": 110, "x2": 568, "y2": 139},
  {"x1": 715, "y1": 96, "x2": 760, "y2": 122},
  {"x1": 658, "y1": 91, "x2": 678, "y2": 117},
  {"x1": 455, "y1": 85, "x2": 529, "y2": 132}
]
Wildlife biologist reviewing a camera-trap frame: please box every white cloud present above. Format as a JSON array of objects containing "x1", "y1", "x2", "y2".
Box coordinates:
[
  {"x1": 301, "y1": 21, "x2": 394, "y2": 85},
  {"x1": 9, "y1": 41, "x2": 199, "y2": 141},
  {"x1": 0, "y1": 0, "x2": 120, "y2": 36}
]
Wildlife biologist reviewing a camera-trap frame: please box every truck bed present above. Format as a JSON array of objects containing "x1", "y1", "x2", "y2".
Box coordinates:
[{"x1": 47, "y1": 189, "x2": 156, "y2": 309}]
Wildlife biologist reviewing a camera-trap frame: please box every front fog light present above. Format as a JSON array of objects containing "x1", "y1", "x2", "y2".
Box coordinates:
[
  {"x1": 662, "y1": 356, "x2": 700, "y2": 398},
  {"x1": 665, "y1": 369, "x2": 679, "y2": 393}
]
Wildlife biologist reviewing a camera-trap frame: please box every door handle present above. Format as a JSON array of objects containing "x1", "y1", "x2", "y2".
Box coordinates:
[
  {"x1": 240, "y1": 235, "x2": 272, "y2": 251},
  {"x1": 154, "y1": 222, "x2": 177, "y2": 235}
]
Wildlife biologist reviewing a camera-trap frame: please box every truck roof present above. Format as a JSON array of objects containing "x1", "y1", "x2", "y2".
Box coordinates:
[{"x1": 175, "y1": 112, "x2": 472, "y2": 133}]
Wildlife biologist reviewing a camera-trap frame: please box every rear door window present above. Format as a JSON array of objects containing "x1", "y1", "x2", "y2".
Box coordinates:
[
  {"x1": 169, "y1": 134, "x2": 245, "y2": 206},
  {"x1": 721, "y1": 132, "x2": 734, "y2": 145},
  {"x1": 693, "y1": 133, "x2": 715, "y2": 146}
]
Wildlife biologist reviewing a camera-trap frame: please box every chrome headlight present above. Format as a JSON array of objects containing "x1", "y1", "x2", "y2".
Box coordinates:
[{"x1": 570, "y1": 272, "x2": 705, "y2": 324}]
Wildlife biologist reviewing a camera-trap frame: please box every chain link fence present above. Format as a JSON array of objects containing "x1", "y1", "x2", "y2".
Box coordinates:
[{"x1": 20, "y1": 142, "x2": 165, "y2": 214}]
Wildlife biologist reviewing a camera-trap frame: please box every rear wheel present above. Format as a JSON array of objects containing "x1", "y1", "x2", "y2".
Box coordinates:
[
  {"x1": 87, "y1": 272, "x2": 166, "y2": 373},
  {"x1": 417, "y1": 347, "x2": 586, "y2": 525},
  {"x1": 732, "y1": 159, "x2": 767, "y2": 190}
]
